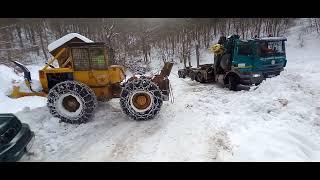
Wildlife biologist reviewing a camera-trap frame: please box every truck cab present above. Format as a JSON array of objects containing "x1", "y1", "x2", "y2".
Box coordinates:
[
  {"x1": 215, "y1": 35, "x2": 287, "y2": 89},
  {"x1": 231, "y1": 36, "x2": 287, "y2": 85},
  {"x1": 177, "y1": 34, "x2": 287, "y2": 91}
]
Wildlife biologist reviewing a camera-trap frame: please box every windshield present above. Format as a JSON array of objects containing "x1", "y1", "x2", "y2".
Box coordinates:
[{"x1": 258, "y1": 41, "x2": 285, "y2": 57}]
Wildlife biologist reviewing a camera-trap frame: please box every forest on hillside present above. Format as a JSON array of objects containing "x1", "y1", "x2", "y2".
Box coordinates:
[{"x1": 1, "y1": 18, "x2": 318, "y2": 69}]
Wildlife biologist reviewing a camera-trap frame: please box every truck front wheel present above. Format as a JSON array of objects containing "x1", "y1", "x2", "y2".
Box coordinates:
[{"x1": 228, "y1": 75, "x2": 239, "y2": 91}]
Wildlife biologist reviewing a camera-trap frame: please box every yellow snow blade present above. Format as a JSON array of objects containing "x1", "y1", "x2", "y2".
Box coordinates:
[{"x1": 10, "y1": 86, "x2": 47, "y2": 99}]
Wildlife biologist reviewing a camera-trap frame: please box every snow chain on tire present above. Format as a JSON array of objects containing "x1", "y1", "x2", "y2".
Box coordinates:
[
  {"x1": 47, "y1": 81, "x2": 98, "y2": 124},
  {"x1": 120, "y1": 76, "x2": 163, "y2": 121}
]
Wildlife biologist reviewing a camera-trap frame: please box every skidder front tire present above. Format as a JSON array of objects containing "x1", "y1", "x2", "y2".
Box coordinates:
[
  {"x1": 47, "y1": 81, "x2": 97, "y2": 124},
  {"x1": 120, "y1": 77, "x2": 163, "y2": 121}
]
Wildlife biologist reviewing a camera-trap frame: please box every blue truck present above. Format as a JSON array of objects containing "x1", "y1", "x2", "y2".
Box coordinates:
[{"x1": 178, "y1": 34, "x2": 287, "y2": 90}]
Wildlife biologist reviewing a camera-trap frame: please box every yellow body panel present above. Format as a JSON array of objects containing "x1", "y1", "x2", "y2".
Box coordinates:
[
  {"x1": 10, "y1": 86, "x2": 47, "y2": 98},
  {"x1": 39, "y1": 66, "x2": 125, "y2": 100},
  {"x1": 72, "y1": 66, "x2": 125, "y2": 101},
  {"x1": 73, "y1": 67, "x2": 124, "y2": 85}
]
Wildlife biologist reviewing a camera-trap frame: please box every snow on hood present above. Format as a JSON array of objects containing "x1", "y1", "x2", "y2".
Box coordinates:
[{"x1": 48, "y1": 33, "x2": 94, "y2": 52}]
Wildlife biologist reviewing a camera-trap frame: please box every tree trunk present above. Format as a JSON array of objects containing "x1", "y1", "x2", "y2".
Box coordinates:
[
  {"x1": 182, "y1": 41, "x2": 186, "y2": 67},
  {"x1": 24, "y1": 27, "x2": 29, "y2": 41},
  {"x1": 16, "y1": 27, "x2": 24, "y2": 48},
  {"x1": 30, "y1": 27, "x2": 36, "y2": 45},
  {"x1": 43, "y1": 26, "x2": 49, "y2": 46},
  {"x1": 196, "y1": 44, "x2": 200, "y2": 68},
  {"x1": 257, "y1": 19, "x2": 262, "y2": 37},
  {"x1": 4, "y1": 29, "x2": 12, "y2": 62},
  {"x1": 171, "y1": 36, "x2": 175, "y2": 55},
  {"x1": 38, "y1": 26, "x2": 48, "y2": 60},
  {"x1": 188, "y1": 50, "x2": 191, "y2": 67},
  {"x1": 30, "y1": 26, "x2": 40, "y2": 56}
]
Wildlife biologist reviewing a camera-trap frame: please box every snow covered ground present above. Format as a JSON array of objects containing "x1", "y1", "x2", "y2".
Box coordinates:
[{"x1": 1, "y1": 19, "x2": 320, "y2": 161}]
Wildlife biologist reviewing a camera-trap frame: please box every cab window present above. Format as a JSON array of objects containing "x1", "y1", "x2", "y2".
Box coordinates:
[
  {"x1": 72, "y1": 48, "x2": 90, "y2": 71},
  {"x1": 238, "y1": 43, "x2": 253, "y2": 56},
  {"x1": 90, "y1": 48, "x2": 107, "y2": 70},
  {"x1": 71, "y1": 47, "x2": 107, "y2": 70}
]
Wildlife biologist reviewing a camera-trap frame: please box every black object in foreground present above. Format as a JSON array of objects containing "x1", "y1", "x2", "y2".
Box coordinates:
[{"x1": 0, "y1": 113, "x2": 34, "y2": 162}]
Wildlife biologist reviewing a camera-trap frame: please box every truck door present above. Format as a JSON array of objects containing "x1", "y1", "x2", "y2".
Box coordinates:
[{"x1": 233, "y1": 41, "x2": 254, "y2": 72}]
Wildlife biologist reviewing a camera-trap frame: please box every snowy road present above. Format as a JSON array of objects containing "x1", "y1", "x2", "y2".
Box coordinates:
[
  {"x1": 17, "y1": 62, "x2": 320, "y2": 161},
  {"x1": 17, "y1": 72, "x2": 234, "y2": 162}
]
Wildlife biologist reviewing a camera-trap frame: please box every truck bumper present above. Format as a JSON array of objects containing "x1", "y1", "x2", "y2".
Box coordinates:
[
  {"x1": 239, "y1": 68, "x2": 283, "y2": 85},
  {"x1": 0, "y1": 124, "x2": 35, "y2": 162}
]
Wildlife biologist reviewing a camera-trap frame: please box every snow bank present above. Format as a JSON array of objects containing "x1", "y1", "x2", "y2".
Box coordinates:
[
  {"x1": 230, "y1": 127, "x2": 320, "y2": 161},
  {"x1": 0, "y1": 64, "x2": 46, "y2": 113},
  {"x1": 222, "y1": 18, "x2": 320, "y2": 161},
  {"x1": 48, "y1": 33, "x2": 93, "y2": 53},
  {"x1": 0, "y1": 65, "x2": 20, "y2": 96}
]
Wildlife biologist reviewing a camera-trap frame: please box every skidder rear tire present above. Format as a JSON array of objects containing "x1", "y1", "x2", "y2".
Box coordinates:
[
  {"x1": 47, "y1": 81, "x2": 97, "y2": 124},
  {"x1": 120, "y1": 77, "x2": 163, "y2": 121}
]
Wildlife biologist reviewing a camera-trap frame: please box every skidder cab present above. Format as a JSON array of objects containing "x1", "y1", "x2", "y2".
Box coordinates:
[{"x1": 11, "y1": 33, "x2": 173, "y2": 124}]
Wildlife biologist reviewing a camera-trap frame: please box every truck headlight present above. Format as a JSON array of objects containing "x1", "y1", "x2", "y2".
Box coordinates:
[{"x1": 252, "y1": 74, "x2": 261, "y2": 78}]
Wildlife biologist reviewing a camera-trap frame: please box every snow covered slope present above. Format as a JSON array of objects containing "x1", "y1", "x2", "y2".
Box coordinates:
[{"x1": 0, "y1": 18, "x2": 319, "y2": 161}]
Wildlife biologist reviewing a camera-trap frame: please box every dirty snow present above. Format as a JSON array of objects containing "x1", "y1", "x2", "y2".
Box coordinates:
[
  {"x1": 0, "y1": 19, "x2": 320, "y2": 161},
  {"x1": 47, "y1": 33, "x2": 93, "y2": 53}
]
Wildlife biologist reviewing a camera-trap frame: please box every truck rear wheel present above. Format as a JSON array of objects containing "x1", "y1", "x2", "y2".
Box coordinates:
[
  {"x1": 190, "y1": 72, "x2": 196, "y2": 81},
  {"x1": 120, "y1": 77, "x2": 163, "y2": 121},
  {"x1": 178, "y1": 70, "x2": 186, "y2": 78},
  {"x1": 196, "y1": 72, "x2": 205, "y2": 83},
  {"x1": 47, "y1": 81, "x2": 97, "y2": 124}
]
